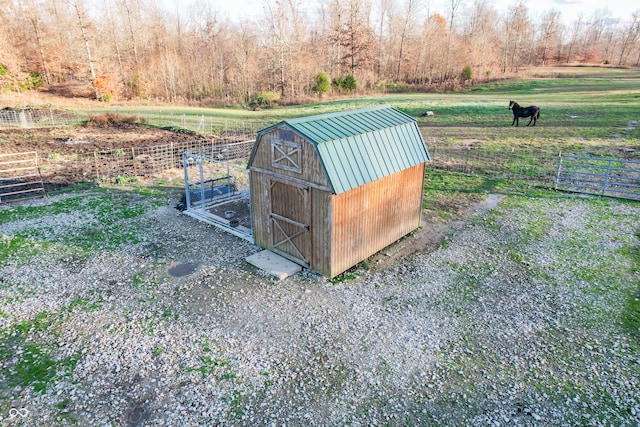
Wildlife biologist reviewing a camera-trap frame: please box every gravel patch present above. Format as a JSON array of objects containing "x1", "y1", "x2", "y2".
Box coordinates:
[{"x1": 1, "y1": 190, "x2": 639, "y2": 426}]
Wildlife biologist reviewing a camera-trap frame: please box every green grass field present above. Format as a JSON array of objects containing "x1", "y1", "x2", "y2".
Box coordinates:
[
  {"x1": 79, "y1": 67, "x2": 640, "y2": 148},
  {"x1": 68, "y1": 67, "x2": 640, "y2": 225}
]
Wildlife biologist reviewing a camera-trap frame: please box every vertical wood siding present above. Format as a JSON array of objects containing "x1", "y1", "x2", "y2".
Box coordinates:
[
  {"x1": 249, "y1": 171, "x2": 270, "y2": 249},
  {"x1": 329, "y1": 164, "x2": 425, "y2": 277},
  {"x1": 250, "y1": 127, "x2": 333, "y2": 271},
  {"x1": 269, "y1": 180, "x2": 310, "y2": 264},
  {"x1": 250, "y1": 128, "x2": 330, "y2": 188},
  {"x1": 309, "y1": 187, "x2": 332, "y2": 277}
]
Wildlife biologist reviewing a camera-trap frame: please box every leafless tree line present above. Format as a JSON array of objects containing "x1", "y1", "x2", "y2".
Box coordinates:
[{"x1": 1, "y1": 0, "x2": 638, "y2": 105}]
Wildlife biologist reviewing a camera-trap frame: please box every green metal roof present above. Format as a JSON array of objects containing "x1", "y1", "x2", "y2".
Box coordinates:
[{"x1": 254, "y1": 104, "x2": 430, "y2": 194}]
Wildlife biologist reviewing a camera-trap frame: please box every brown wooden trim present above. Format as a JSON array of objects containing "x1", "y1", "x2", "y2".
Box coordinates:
[
  {"x1": 270, "y1": 212, "x2": 309, "y2": 230},
  {"x1": 250, "y1": 166, "x2": 332, "y2": 192}
]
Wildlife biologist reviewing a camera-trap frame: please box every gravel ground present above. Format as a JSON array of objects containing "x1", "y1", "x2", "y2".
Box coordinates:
[{"x1": 0, "y1": 188, "x2": 639, "y2": 426}]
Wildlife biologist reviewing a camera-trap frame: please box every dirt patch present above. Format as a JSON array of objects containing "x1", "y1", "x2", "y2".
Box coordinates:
[
  {"x1": 370, "y1": 194, "x2": 505, "y2": 271},
  {"x1": 206, "y1": 197, "x2": 252, "y2": 229},
  {"x1": 0, "y1": 124, "x2": 210, "y2": 157}
]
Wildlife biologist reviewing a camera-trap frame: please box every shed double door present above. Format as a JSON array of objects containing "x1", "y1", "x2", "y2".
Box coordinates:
[{"x1": 269, "y1": 179, "x2": 310, "y2": 265}]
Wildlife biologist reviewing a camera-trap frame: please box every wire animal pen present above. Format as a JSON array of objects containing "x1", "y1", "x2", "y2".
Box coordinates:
[{"x1": 181, "y1": 140, "x2": 254, "y2": 242}]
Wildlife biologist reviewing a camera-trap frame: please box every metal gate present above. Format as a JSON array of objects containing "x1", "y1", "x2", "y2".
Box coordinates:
[
  {"x1": 0, "y1": 152, "x2": 46, "y2": 204},
  {"x1": 555, "y1": 155, "x2": 640, "y2": 201},
  {"x1": 269, "y1": 180, "x2": 310, "y2": 265}
]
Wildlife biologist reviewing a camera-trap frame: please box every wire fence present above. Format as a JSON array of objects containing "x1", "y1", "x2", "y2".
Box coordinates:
[
  {"x1": 2, "y1": 108, "x2": 639, "y2": 203},
  {"x1": 427, "y1": 144, "x2": 561, "y2": 185},
  {"x1": 555, "y1": 155, "x2": 640, "y2": 201},
  {"x1": 0, "y1": 152, "x2": 45, "y2": 203},
  {"x1": 0, "y1": 108, "x2": 85, "y2": 129},
  {"x1": 6, "y1": 141, "x2": 564, "y2": 204},
  {"x1": 35, "y1": 137, "x2": 255, "y2": 193},
  {"x1": 0, "y1": 107, "x2": 269, "y2": 137}
]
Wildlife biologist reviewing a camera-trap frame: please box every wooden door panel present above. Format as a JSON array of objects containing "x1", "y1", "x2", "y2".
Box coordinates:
[{"x1": 269, "y1": 181, "x2": 310, "y2": 264}]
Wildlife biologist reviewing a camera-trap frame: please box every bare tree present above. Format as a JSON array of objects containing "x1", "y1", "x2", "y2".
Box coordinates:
[
  {"x1": 501, "y1": 1, "x2": 532, "y2": 73},
  {"x1": 394, "y1": 0, "x2": 419, "y2": 81},
  {"x1": 443, "y1": 0, "x2": 465, "y2": 82},
  {"x1": 117, "y1": 0, "x2": 141, "y2": 67},
  {"x1": 68, "y1": 0, "x2": 100, "y2": 100},
  {"x1": 583, "y1": 8, "x2": 612, "y2": 62},
  {"x1": 415, "y1": 13, "x2": 447, "y2": 84},
  {"x1": 602, "y1": 21, "x2": 619, "y2": 64},
  {"x1": 462, "y1": 0, "x2": 500, "y2": 79},
  {"x1": 618, "y1": 11, "x2": 640, "y2": 66},
  {"x1": 26, "y1": 5, "x2": 52, "y2": 84},
  {"x1": 374, "y1": 0, "x2": 394, "y2": 79},
  {"x1": 232, "y1": 22, "x2": 259, "y2": 104},
  {"x1": 538, "y1": 9, "x2": 561, "y2": 66},
  {"x1": 264, "y1": 0, "x2": 292, "y2": 98},
  {"x1": 565, "y1": 13, "x2": 583, "y2": 64}
]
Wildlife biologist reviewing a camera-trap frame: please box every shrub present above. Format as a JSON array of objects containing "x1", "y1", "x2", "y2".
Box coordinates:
[
  {"x1": 251, "y1": 91, "x2": 280, "y2": 108},
  {"x1": 126, "y1": 74, "x2": 145, "y2": 98},
  {"x1": 312, "y1": 72, "x2": 331, "y2": 97},
  {"x1": 371, "y1": 80, "x2": 411, "y2": 93},
  {"x1": 460, "y1": 66, "x2": 472, "y2": 80},
  {"x1": 0, "y1": 63, "x2": 7, "y2": 76},
  {"x1": 84, "y1": 113, "x2": 145, "y2": 127},
  {"x1": 29, "y1": 71, "x2": 43, "y2": 88},
  {"x1": 332, "y1": 74, "x2": 357, "y2": 92},
  {"x1": 343, "y1": 74, "x2": 357, "y2": 91},
  {"x1": 86, "y1": 114, "x2": 109, "y2": 126}
]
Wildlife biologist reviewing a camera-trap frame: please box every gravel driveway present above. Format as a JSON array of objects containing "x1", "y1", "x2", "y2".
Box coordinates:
[{"x1": 0, "y1": 188, "x2": 639, "y2": 426}]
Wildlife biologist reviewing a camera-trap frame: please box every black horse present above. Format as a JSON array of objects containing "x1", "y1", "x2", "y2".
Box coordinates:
[{"x1": 508, "y1": 100, "x2": 540, "y2": 126}]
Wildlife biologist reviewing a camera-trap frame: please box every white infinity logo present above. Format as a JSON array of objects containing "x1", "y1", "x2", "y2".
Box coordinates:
[{"x1": 9, "y1": 408, "x2": 28, "y2": 418}]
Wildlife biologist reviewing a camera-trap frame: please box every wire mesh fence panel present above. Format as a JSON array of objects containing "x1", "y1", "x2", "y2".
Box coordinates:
[
  {"x1": 0, "y1": 107, "x2": 268, "y2": 137},
  {"x1": 428, "y1": 145, "x2": 560, "y2": 184},
  {"x1": 131, "y1": 144, "x2": 178, "y2": 176},
  {"x1": 79, "y1": 138, "x2": 255, "y2": 183},
  {"x1": 13, "y1": 112, "x2": 636, "y2": 199},
  {"x1": 39, "y1": 153, "x2": 95, "y2": 184},
  {"x1": 94, "y1": 149, "x2": 135, "y2": 181},
  {"x1": 0, "y1": 109, "x2": 85, "y2": 129},
  {"x1": 105, "y1": 109, "x2": 269, "y2": 138},
  {"x1": 0, "y1": 110, "x2": 34, "y2": 128}
]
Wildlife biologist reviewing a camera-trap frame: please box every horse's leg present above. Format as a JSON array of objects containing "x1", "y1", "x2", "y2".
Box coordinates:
[
  {"x1": 527, "y1": 116, "x2": 534, "y2": 126},
  {"x1": 512, "y1": 115, "x2": 518, "y2": 126}
]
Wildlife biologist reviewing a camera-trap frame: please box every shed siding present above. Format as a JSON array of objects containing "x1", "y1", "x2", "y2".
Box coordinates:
[
  {"x1": 250, "y1": 159, "x2": 334, "y2": 274},
  {"x1": 250, "y1": 127, "x2": 330, "y2": 189},
  {"x1": 329, "y1": 164, "x2": 425, "y2": 277},
  {"x1": 309, "y1": 187, "x2": 332, "y2": 277},
  {"x1": 249, "y1": 171, "x2": 270, "y2": 249}
]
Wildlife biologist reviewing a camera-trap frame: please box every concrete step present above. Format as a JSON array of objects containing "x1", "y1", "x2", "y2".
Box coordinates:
[{"x1": 246, "y1": 250, "x2": 302, "y2": 280}]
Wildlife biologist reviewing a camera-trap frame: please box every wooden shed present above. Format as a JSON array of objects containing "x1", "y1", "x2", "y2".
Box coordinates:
[{"x1": 248, "y1": 105, "x2": 430, "y2": 278}]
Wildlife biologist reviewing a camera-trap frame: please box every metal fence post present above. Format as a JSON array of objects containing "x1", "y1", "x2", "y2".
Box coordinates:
[
  {"x1": 198, "y1": 157, "x2": 206, "y2": 214},
  {"x1": 554, "y1": 152, "x2": 562, "y2": 190},
  {"x1": 602, "y1": 160, "x2": 612, "y2": 195}
]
